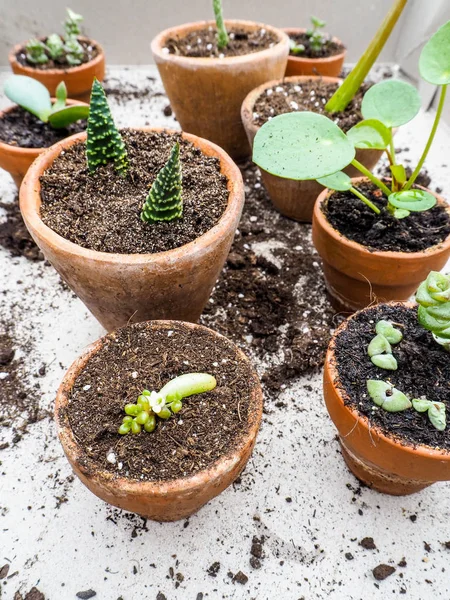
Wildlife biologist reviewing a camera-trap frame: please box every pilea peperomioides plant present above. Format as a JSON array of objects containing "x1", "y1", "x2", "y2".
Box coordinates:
[
  {"x1": 213, "y1": 0, "x2": 229, "y2": 50},
  {"x1": 290, "y1": 16, "x2": 327, "y2": 55},
  {"x1": 253, "y1": 21, "x2": 450, "y2": 221}
]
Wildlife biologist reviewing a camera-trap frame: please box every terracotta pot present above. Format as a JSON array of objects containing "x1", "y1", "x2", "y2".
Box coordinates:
[
  {"x1": 241, "y1": 76, "x2": 385, "y2": 222},
  {"x1": 55, "y1": 319, "x2": 263, "y2": 520},
  {"x1": 9, "y1": 37, "x2": 105, "y2": 102},
  {"x1": 20, "y1": 128, "x2": 244, "y2": 331},
  {"x1": 324, "y1": 302, "x2": 450, "y2": 495},
  {"x1": 312, "y1": 177, "x2": 450, "y2": 312},
  {"x1": 0, "y1": 99, "x2": 87, "y2": 188},
  {"x1": 283, "y1": 28, "x2": 346, "y2": 77},
  {"x1": 151, "y1": 20, "x2": 289, "y2": 161}
]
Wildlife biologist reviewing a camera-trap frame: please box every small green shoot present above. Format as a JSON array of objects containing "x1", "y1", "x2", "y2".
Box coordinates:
[
  {"x1": 64, "y1": 8, "x2": 83, "y2": 38},
  {"x1": 290, "y1": 15, "x2": 327, "y2": 55},
  {"x1": 213, "y1": 0, "x2": 229, "y2": 50}
]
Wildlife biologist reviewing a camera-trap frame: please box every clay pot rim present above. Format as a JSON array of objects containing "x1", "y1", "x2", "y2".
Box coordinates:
[
  {"x1": 326, "y1": 300, "x2": 450, "y2": 461},
  {"x1": 19, "y1": 126, "x2": 244, "y2": 264},
  {"x1": 151, "y1": 19, "x2": 290, "y2": 66},
  {"x1": 315, "y1": 176, "x2": 450, "y2": 258},
  {"x1": 0, "y1": 98, "x2": 88, "y2": 156},
  {"x1": 55, "y1": 319, "x2": 263, "y2": 496},
  {"x1": 283, "y1": 27, "x2": 347, "y2": 64},
  {"x1": 240, "y1": 74, "x2": 342, "y2": 140},
  {"x1": 8, "y1": 37, "x2": 105, "y2": 77}
]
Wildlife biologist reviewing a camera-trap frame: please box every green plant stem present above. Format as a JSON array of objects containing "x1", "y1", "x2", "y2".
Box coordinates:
[
  {"x1": 213, "y1": 0, "x2": 229, "y2": 49},
  {"x1": 351, "y1": 158, "x2": 392, "y2": 196},
  {"x1": 389, "y1": 133, "x2": 396, "y2": 165},
  {"x1": 404, "y1": 84, "x2": 447, "y2": 191},
  {"x1": 324, "y1": 0, "x2": 407, "y2": 113},
  {"x1": 350, "y1": 186, "x2": 381, "y2": 214}
]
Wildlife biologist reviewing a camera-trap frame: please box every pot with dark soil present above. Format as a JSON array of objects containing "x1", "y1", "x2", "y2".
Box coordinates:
[
  {"x1": 9, "y1": 9, "x2": 105, "y2": 101},
  {"x1": 0, "y1": 75, "x2": 88, "y2": 187},
  {"x1": 324, "y1": 282, "x2": 450, "y2": 494},
  {"x1": 55, "y1": 319, "x2": 263, "y2": 521},
  {"x1": 151, "y1": 0, "x2": 289, "y2": 160},
  {"x1": 284, "y1": 16, "x2": 346, "y2": 77},
  {"x1": 20, "y1": 80, "x2": 244, "y2": 330}
]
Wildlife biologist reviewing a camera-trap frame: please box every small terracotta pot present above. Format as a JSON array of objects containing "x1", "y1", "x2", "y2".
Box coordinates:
[
  {"x1": 313, "y1": 177, "x2": 450, "y2": 312},
  {"x1": 0, "y1": 99, "x2": 87, "y2": 188},
  {"x1": 20, "y1": 128, "x2": 244, "y2": 331},
  {"x1": 241, "y1": 76, "x2": 385, "y2": 222},
  {"x1": 151, "y1": 20, "x2": 289, "y2": 161},
  {"x1": 283, "y1": 28, "x2": 346, "y2": 78},
  {"x1": 55, "y1": 320, "x2": 263, "y2": 520},
  {"x1": 324, "y1": 302, "x2": 450, "y2": 495},
  {"x1": 9, "y1": 37, "x2": 105, "y2": 102}
]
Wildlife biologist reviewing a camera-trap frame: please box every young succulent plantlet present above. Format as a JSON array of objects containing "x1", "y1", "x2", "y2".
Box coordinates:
[
  {"x1": 367, "y1": 380, "x2": 411, "y2": 412},
  {"x1": 416, "y1": 271, "x2": 450, "y2": 348},
  {"x1": 290, "y1": 16, "x2": 327, "y2": 55},
  {"x1": 64, "y1": 37, "x2": 85, "y2": 66},
  {"x1": 213, "y1": 0, "x2": 229, "y2": 50},
  {"x1": 3, "y1": 75, "x2": 89, "y2": 129},
  {"x1": 118, "y1": 373, "x2": 217, "y2": 434},
  {"x1": 64, "y1": 8, "x2": 83, "y2": 38},
  {"x1": 412, "y1": 398, "x2": 447, "y2": 431},
  {"x1": 367, "y1": 320, "x2": 403, "y2": 370},
  {"x1": 86, "y1": 78, "x2": 128, "y2": 176},
  {"x1": 25, "y1": 38, "x2": 49, "y2": 65},
  {"x1": 141, "y1": 142, "x2": 183, "y2": 223},
  {"x1": 45, "y1": 34, "x2": 65, "y2": 60}
]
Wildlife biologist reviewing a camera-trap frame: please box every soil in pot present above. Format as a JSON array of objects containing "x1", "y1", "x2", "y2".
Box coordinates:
[
  {"x1": 288, "y1": 33, "x2": 344, "y2": 59},
  {"x1": 39, "y1": 130, "x2": 229, "y2": 254},
  {"x1": 323, "y1": 181, "x2": 450, "y2": 253},
  {"x1": 0, "y1": 106, "x2": 86, "y2": 149},
  {"x1": 333, "y1": 303, "x2": 450, "y2": 450},
  {"x1": 252, "y1": 79, "x2": 369, "y2": 131},
  {"x1": 64, "y1": 321, "x2": 255, "y2": 482},
  {"x1": 165, "y1": 26, "x2": 278, "y2": 58},
  {"x1": 16, "y1": 38, "x2": 99, "y2": 70}
]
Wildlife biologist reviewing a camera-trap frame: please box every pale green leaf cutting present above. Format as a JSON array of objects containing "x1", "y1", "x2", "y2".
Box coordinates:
[
  {"x1": 371, "y1": 354, "x2": 398, "y2": 370},
  {"x1": 389, "y1": 189, "x2": 436, "y2": 212},
  {"x1": 368, "y1": 333, "x2": 392, "y2": 357},
  {"x1": 51, "y1": 81, "x2": 68, "y2": 113},
  {"x1": 4, "y1": 75, "x2": 52, "y2": 122},
  {"x1": 367, "y1": 380, "x2": 411, "y2": 412},
  {"x1": 346, "y1": 119, "x2": 392, "y2": 149},
  {"x1": 317, "y1": 171, "x2": 352, "y2": 191},
  {"x1": 419, "y1": 20, "x2": 450, "y2": 85},
  {"x1": 361, "y1": 80, "x2": 421, "y2": 127},
  {"x1": 375, "y1": 320, "x2": 403, "y2": 344},
  {"x1": 48, "y1": 104, "x2": 89, "y2": 128},
  {"x1": 253, "y1": 112, "x2": 355, "y2": 181}
]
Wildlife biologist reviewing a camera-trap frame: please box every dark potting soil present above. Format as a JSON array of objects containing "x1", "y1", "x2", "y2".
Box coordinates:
[
  {"x1": 288, "y1": 32, "x2": 345, "y2": 59},
  {"x1": 165, "y1": 26, "x2": 279, "y2": 58},
  {"x1": 0, "y1": 105, "x2": 86, "y2": 149},
  {"x1": 333, "y1": 304, "x2": 450, "y2": 450},
  {"x1": 252, "y1": 80, "x2": 369, "y2": 132},
  {"x1": 65, "y1": 321, "x2": 255, "y2": 482},
  {"x1": 16, "y1": 38, "x2": 99, "y2": 70},
  {"x1": 39, "y1": 130, "x2": 229, "y2": 254},
  {"x1": 0, "y1": 195, "x2": 44, "y2": 261},
  {"x1": 324, "y1": 181, "x2": 450, "y2": 253}
]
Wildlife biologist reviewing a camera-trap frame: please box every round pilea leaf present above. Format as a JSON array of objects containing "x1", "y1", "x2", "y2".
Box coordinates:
[
  {"x1": 371, "y1": 354, "x2": 398, "y2": 370},
  {"x1": 253, "y1": 112, "x2": 355, "y2": 180},
  {"x1": 419, "y1": 21, "x2": 450, "y2": 85},
  {"x1": 388, "y1": 189, "x2": 436, "y2": 212},
  {"x1": 317, "y1": 171, "x2": 352, "y2": 191},
  {"x1": 361, "y1": 80, "x2": 421, "y2": 127},
  {"x1": 346, "y1": 119, "x2": 391, "y2": 149},
  {"x1": 375, "y1": 320, "x2": 403, "y2": 344},
  {"x1": 367, "y1": 333, "x2": 392, "y2": 357}
]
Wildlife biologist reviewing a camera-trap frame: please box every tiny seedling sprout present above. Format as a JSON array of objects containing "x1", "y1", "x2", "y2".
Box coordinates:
[
  {"x1": 118, "y1": 373, "x2": 217, "y2": 434},
  {"x1": 290, "y1": 16, "x2": 327, "y2": 55},
  {"x1": 367, "y1": 320, "x2": 403, "y2": 370},
  {"x1": 213, "y1": 0, "x2": 229, "y2": 50}
]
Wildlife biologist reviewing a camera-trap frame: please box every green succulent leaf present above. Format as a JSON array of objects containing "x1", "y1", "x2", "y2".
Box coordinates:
[
  {"x1": 367, "y1": 380, "x2": 411, "y2": 411},
  {"x1": 425, "y1": 303, "x2": 450, "y2": 321},
  {"x1": 4, "y1": 75, "x2": 52, "y2": 122},
  {"x1": 388, "y1": 189, "x2": 436, "y2": 212},
  {"x1": 368, "y1": 333, "x2": 392, "y2": 357},
  {"x1": 371, "y1": 354, "x2": 398, "y2": 370},
  {"x1": 419, "y1": 21, "x2": 450, "y2": 85},
  {"x1": 51, "y1": 81, "x2": 68, "y2": 113},
  {"x1": 160, "y1": 373, "x2": 217, "y2": 402},
  {"x1": 317, "y1": 171, "x2": 352, "y2": 191},
  {"x1": 346, "y1": 119, "x2": 392, "y2": 149},
  {"x1": 428, "y1": 402, "x2": 447, "y2": 430},
  {"x1": 383, "y1": 389, "x2": 412, "y2": 412},
  {"x1": 412, "y1": 398, "x2": 432, "y2": 413},
  {"x1": 375, "y1": 320, "x2": 403, "y2": 344},
  {"x1": 48, "y1": 104, "x2": 89, "y2": 128},
  {"x1": 367, "y1": 380, "x2": 391, "y2": 406},
  {"x1": 45, "y1": 33, "x2": 64, "y2": 60},
  {"x1": 253, "y1": 112, "x2": 355, "y2": 181},
  {"x1": 426, "y1": 271, "x2": 450, "y2": 300},
  {"x1": 361, "y1": 79, "x2": 421, "y2": 127}
]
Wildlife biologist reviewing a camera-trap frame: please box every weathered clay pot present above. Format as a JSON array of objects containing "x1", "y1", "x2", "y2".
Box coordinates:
[
  {"x1": 0, "y1": 99, "x2": 87, "y2": 188},
  {"x1": 283, "y1": 28, "x2": 346, "y2": 77},
  {"x1": 313, "y1": 177, "x2": 450, "y2": 312},
  {"x1": 9, "y1": 37, "x2": 105, "y2": 102},
  {"x1": 20, "y1": 128, "x2": 244, "y2": 331},
  {"x1": 151, "y1": 20, "x2": 289, "y2": 161},
  {"x1": 241, "y1": 75, "x2": 385, "y2": 222},
  {"x1": 55, "y1": 319, "x2": 263, "y2": 521},
  {"x1": 324, "y1": 302, "x2": 450, "y2": 495}
]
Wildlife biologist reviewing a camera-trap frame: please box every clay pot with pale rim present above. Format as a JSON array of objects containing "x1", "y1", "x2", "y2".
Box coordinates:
[
  {"x1": 324, "y1": 302, "x2": 450, "y2": 495},
  {"x1": 20, "y1": 128, "x2": 244, "y2": 331},
  {"x1": 241, "y1": 76, "x2": 385, "y2": 222},
  {"x1": 283, "y1": 28, "x2": 346, "y2": 77},
  {"x1": 312, "y1": 177, "x2": 450, "y2": 312},
  {"x1": 55, "y1": 320, "x2": 263, "y2": 521},
  {"x1": 151, "y1": 20, "x2": 289, "y2": 161}
]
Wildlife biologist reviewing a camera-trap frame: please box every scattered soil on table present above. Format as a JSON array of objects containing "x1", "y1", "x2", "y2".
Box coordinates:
[
  {"x1": 16, "y1": 38, "x2": 99, "y2": 70},
  {"x1": 252, "y1": 80, "x2": 369, "y2": 132},
  {"x1": 65, "y1": 321, "x2": 256, "y2": 482},
  {"x1": 165, "y1": 26, "x2": 279, "y2": 58},
  {"x1": 39, "y1": 130, "x2": 228, "y2": 254},
  {"x1": 333, "y1": 304, "x2": 450, "y2": 450},
  {"x1": 102, "y1": 76, "x2": 163, "y2": 104},
  {"x1": 288, "y1": 32, "x2": 344, "y2": 59},
  {"x1": 0, "y1": 106, "x2": 86, "y2": 149},
  {"x1": 360, "y1": 537, "x2": 377, "y2": 550},
  {"x1": 0, "y1": 195, "x2": 44, "y2": 261},
  {"x1": 373, "y1": 564, "x2": 396, "y2": 581},
  {"x1": 324, "y1": 180, "x2": 450, "y2": 253}
]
